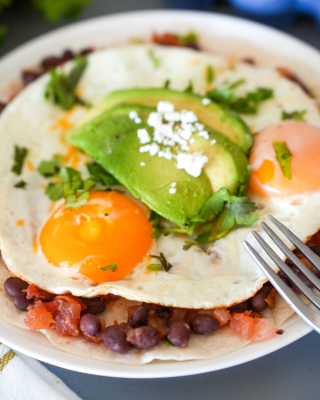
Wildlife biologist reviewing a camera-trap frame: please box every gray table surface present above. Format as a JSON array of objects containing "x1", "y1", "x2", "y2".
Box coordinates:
[{"x1": 1, "y1": 1, "x2": 320, "y2": 399}]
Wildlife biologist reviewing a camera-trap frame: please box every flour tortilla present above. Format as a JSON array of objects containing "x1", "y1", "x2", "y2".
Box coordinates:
[{"x1": 0, "y1": 261, "x2": 296, "y2": 365}]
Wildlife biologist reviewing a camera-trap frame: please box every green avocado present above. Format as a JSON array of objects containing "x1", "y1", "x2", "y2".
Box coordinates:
[
  {"x1": 68, "y1": 103, "x2": 249, "y2": 229},
  {"x1": 77, "y1": 88, "x2": 253, "y2": 153}
]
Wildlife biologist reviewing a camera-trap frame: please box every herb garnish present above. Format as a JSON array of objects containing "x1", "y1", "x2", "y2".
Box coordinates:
[
  {"x1": 179, "y1": 32, "x2": 197, "y2": 44},
  {"x1": 281, "y1": 110, "x2": 306, "y2": 121},
  {"x1": 149, "y1": 50, "x2": 161, "y2": 69},
  {"x1": 164, "y1": 338, "x2": 173, "y2": 346},
  {"x1": 147, "y1": 264, "x2": 161, "y2": 271},
  {"x1": 86, "y1": 162, "x2": 118, "y2": 186},
  {"x1": 184, "y1": 80, "x2": 194, "y2": 94},
  {"x1": 101, "y1": 263, "x2": 118, "y2": 272},
  {"x1": 149, "y1": 210, "x2": 191, "y2": 238},
  {"x1": 45, "y1": 56, "x2": 89, "y2": 110},
  {"x1": 150, "y1": 253, "x2": 172, "y2": 272},
  {"x1": 207, "y1": 83, "x2": 273, "y2": 114},
  {"x1": 273, "y1": 141, "x2": 292, "y2": 180},
  {"x1": 183, "y1": 188, "x2": 258, "y2": 249},
  {"x1": 14, "y1": 180, "x2": 27, "y2": 189},
  {"x1": 163, "y1": 79, "x2": 170, "y2": 89},
  {"x1": 206, "y1": 65, "x2": 214, "y2": 84},
  {"x1": 37, "y1": 154, "x2": 62, "y2": 178},
  {"x1": 11, "y1": 145, "x2": 28, "y2": 175}
]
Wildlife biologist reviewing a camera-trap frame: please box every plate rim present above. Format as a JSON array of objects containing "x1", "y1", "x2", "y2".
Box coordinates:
[{"x1": 0, "y1": 9, "x2": 316, "y2": 378}]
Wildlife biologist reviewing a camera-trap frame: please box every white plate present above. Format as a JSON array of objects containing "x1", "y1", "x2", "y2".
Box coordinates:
[{"x1": 0, "y1": 10, "x2": 316, "y2": 378}]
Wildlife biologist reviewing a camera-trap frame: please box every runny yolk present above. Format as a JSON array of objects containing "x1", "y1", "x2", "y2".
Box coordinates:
[
  {"x1": 249, "y1": 121, "x2": 320, "y2": 198},
  {"x1": 40, "y1": 191, "x2": 153, "y2": 284}
]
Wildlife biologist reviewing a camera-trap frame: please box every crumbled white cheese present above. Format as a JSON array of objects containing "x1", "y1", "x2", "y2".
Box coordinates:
[
  {"x1": 171, "y1": 182, "x2": 177, "y2": 187},
  {"x1": 180, "y1": 110, "x2": 198, "y2": 124},
  {"x1": 157, "y1": 101, "x2": 175, "y2": 114},
  {"x1": 164, "y1": 111, "x2": 181, "y2": 122},
  {"x1": 139, "y1": 145, "x2": 151, "y2": 153},
  {"x1": 202, "y1": 98, "x2": 211, "y2": 106},
  {"x1": 179, "y1": 129, "x2": 193, "y2": 141},
  {"x1": 148, "y1": 112, "x2": 163, "y2": 127},
  {"x1": 169, "y1": 187, "x2": 177, "y2": 194},
  {"x1": 198, "y1": 130, "x2": 209, "y2": 140},
  {"x1": 140, "y1": 162, "x2": 146, "y2": 166},
  {"x1": 137, "y1": 128, "x2": 151, "y2": 144},
  {"x1": 158, "y1": 147, "x2": 174, "y2": 160},
  {"x1": 149, "y1": 142, "x2": 160, "y2": 156},
  {"x1": 195, "y1": 122, "x2": 205, "y2": 131},
  {"x1": 176, "y1": 152, "x2": 208, "y2": 177},
  {"x1": 134, "y1": 117, "x2": 142, "y2": 124},
  {"x1": 129, "y1": 110, "x2": 138, "y2": 119},
  {"x1": 189, "y1": 138, "x2": 195, "y2": 144},
  {"x1": 211, "y1": 139, "x2": 216, "y2": 146}
]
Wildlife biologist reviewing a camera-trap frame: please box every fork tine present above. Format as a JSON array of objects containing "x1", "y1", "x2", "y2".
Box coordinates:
[
  {"x1": 268, "y1": 215, "x2": 320, "y2": 274},
  {"x1": 260, "y1": 222, "x2": 320, "y2": 291},
  {"x1": 252, "y1": 231, "x2": 320, "y2": 310},
  {"x1": 243, "y1": 241, "x2": 320, "y2": 335}
]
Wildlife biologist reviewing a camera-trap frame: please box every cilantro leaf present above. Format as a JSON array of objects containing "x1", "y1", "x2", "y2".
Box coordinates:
[
  {"x1": 206, "y1": 65, "x2": 214, "y2": 84},
  {"x1": 148, "y1": 50, "x2": 161, "y2": 69},
  {"x1": 185, "y1": 188, "x2": 258, "y2": 248},
  {"x1": 206, "y1": 79, "x2": 245, "y2": 105},
  {"x1": 86, "y1": 162, "x2": 118, "y2": 186},
  {"x1": 150, "y1": 253, "x2": 172, "y2": 272},
  {"x1": 101, "y1": 262, "x2": 118, "y2": 272},
  {"x1": 281, "y1": 110, "x2": 306, "y2": 121},
  {"x1": 11, "y1": 145, "x2": 28, "y2": 175},
  {"x1": 230, "y1": 88, "x2": 273, "y2": 114},
  {"x1": 179, "y1": 32, "x2": 198, "y2": 44},
  {"x1": 147, "y1": 264, "x2": 161, "y2": 271},
  {"x1": 273, "y1": 141, "x2": 292, "y2": 180},
  {"x1": 45, "y1": 181, "x2": 63, "y2": 201},
  {"x1": 14, "y1": 180, "x2": 27, "y2": 189},
  {"x1": 32, "y1": 0, "x2": 92, "y2": 21},
  {"x1": 45, "y1": 56, "x2": 88, "y2": 110},
  {"x1": 163, "y1": 79, "x2": 170, "y2": 89},
  {"x1": 184, "y1": 80, "x2": 193, "y2": 94},
  {"x1": 37, "y1": 154, "x2": 62, "y2": 178}
]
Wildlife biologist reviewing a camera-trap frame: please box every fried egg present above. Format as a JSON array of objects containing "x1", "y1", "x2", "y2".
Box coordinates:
[{"x1": 1, "y1": 45, "x2": 320, "y2": 308}]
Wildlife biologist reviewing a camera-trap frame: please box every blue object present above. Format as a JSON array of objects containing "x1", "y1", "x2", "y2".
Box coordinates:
[{"x1": 164, "y1": 0, "x2": 320, "y2": 29}]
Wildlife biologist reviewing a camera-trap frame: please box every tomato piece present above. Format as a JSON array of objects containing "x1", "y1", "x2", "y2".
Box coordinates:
[
  {"x1": 213, "y1": 308, "x2": 231, "y2": 327},
  {"x1": 229, "y1": 313, "x2": 256, "y2": 340},
  {"x1": 26, "y1": 284, "x2": 55, "y2": 301},
  {"x1": 251, "y1": 318, "x2": 278, "y2": 343},
  {"x1": 24, "y1": 300, "x2": 55, "y2": 331}
]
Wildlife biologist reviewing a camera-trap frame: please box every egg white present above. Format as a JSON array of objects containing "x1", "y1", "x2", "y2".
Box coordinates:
[{"x1": 0, "y1": 45, "x2": 320, "y2": 308}]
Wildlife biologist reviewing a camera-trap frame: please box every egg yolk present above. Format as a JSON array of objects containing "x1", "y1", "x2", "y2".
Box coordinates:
[
  {"x1": 249, "y1": 121, "x2": 320, "y2": 198},
  {"x1": 40, "y1": 191, "x2": 153, "y2": 284}
]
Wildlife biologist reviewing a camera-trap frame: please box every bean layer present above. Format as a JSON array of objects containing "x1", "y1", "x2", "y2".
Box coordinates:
[
  {"x1": 101, "y1": 326, "x2": 131, "y2": 354},
  {"x1": 4, "y1": 277, "x2": 28, "y2": 297},
  {"x1": 80, "y1": 313, "x2": 101, "y2": 336},
  {"x1": 13, "y1": 293, "x2": 33, "y2": 311},
  {"x1": 167, "y1": 320, "x2": 191, "y2": 347},
  {"x1": 189, "y1": 315, "x2": 219, "y2": 334}
]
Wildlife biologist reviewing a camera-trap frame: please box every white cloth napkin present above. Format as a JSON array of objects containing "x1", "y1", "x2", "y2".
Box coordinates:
[{"x1": 0, "y1": 343, "x2": 82, "y2": 400}]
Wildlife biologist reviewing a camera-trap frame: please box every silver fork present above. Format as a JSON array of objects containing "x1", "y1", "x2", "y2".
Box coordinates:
[{"x1": 243, "y1": 215, "x2": 320, "y2": 334}]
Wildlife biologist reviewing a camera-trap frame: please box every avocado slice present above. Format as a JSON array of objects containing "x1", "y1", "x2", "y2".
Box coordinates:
[
  {"x1": 77, "y1": 88, "x2": 253, "y2": 153},
  {"x1": 68, "y1": 104, "x2": 249, "y2": 229}
]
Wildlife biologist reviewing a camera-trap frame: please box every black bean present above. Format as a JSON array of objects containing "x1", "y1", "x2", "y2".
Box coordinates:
[
  {"x1": 101, "y1": 326, "x2": 131, "y2": 354},
  {"x1": 22, "y1": 70, "x2": 41, "y2": 85},
  {"x1": 190, "y1": 315, "x2": 219, "y2": 334},
  {"x1": 228, "y1": 300, "x2": 250, "y2": 313},
  {"x1": 310, "y1": 246, "x2": 320, "y2": 257},
  {"x1": 0, "y1": 102, "x2": 6, "y2": 114},
  {"x1": 167, "y1": 320, "x2": 191, "y2": 347},
  {"x1": 80, "y1": 297, "x2": 106, "y2": 315},
  {"x1": 278, "y1": 270, "x2": 291, "y2": 286},
  {"x1": 79, "y1": 47, "x2": 93, "y2": 56},
  {"x1": 13, "y1": 293, "x2": 33, "y2": 311},
  {"x1": 62, "y1": 50, "x2": 74, "y2": 61},
  {"x1": 4, "y1": 277, "x2": 28, "y2": 297},
  {"x1": 251, "y1": 286, "x2": 273, "y2": 312},
  {"x1": 41, "y1": 56, "x2": 61, "y2": 69},
  {"x1": 126, "y1": 326, "x2": 159, "y2": 349},
  {"x1": 128, "y1": 306, "x2": 148, "y2": 328},
  {"x1": 80, "y1": 313, "x2": 101, "y2": 336},
  {"x1": 292, "y1": 267, "x2": 314, "y2": 288}
]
